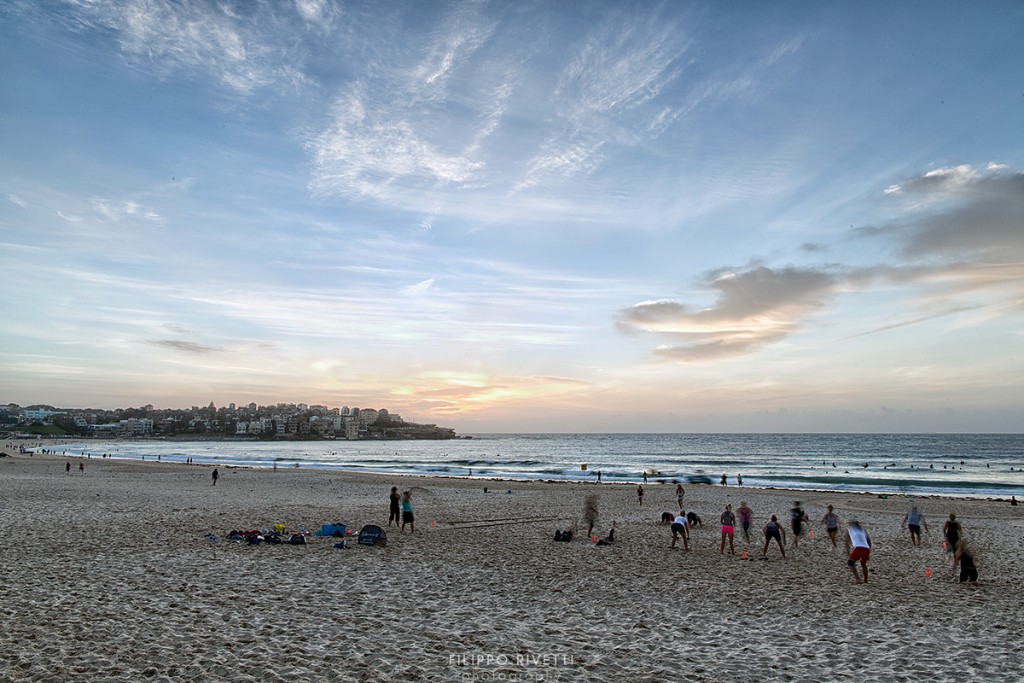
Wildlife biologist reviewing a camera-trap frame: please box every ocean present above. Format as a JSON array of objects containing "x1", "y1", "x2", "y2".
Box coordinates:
[{"x1": 50, "y1": 433, "x2": 1024, "y2": 499}]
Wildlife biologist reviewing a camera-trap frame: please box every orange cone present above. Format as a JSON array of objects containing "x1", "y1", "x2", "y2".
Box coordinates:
[
  {"x1": 925, "y1": 566, "x2": 931, "y2": 577},
  {"x1": 742, "y1": 549, "x2": 747, "y2": 559}
]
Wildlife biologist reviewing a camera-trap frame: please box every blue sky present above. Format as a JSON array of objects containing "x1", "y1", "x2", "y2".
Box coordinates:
[{"x1": 2, "y1": 1, "x2": 1022, "y2": 432}]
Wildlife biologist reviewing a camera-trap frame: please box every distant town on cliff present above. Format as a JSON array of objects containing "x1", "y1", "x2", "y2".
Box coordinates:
[{"x1": 1, "y1": 402, "x2": 461, "y2": 441}]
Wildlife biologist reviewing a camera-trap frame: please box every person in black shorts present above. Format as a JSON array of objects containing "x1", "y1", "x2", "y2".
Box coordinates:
[
  {"x1": 902, "y1": 502, "x2": 928, "y2": 546},
  {"x1": 670, "y1": 512, "x2": 689, "y2": 550},
  {"x1": 790, "y1": 501, "x2": 809, "y2": 548},
  {"x1": 388, "y1": 486, "x2": 401, "y2": 526},
  {"x1": 401, "y1": 490, "x2": 415, "y2": 533},
  {"x1": 763, "y1": 514, "x2": 786, "y2": 558},
  {"x1": 943, "y1": 513, "x2": 962, "y2": 569},
  {"x1": 954, "y1": 539, "x2": 978, "y2": 583}
]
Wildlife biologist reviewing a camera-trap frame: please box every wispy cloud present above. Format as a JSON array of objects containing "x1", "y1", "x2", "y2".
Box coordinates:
[
  {"x1": 293, "y1": 0, "x2": 341, "y2": 29},
  {"x1": 91, "y1": 198, "x2": 162, "y2": 223},
  {"x1": 58, "y1": 0, "x2": 309, "y2": 95},
  {"x1": 145, "y1": 339, "x2": 223, "y2": 354},
  {"x1": 309, "y1": 4, "x2": 794, "y2": 227},
  {"x1": 311, "y1": 85, "x2": 484, "y2": 196},
  {"x1": 517, "y1": 10, "x2": 690, "y2": 191},
  {"x1": 402, "y1": 278, "x2": 436, "y2": 296}
]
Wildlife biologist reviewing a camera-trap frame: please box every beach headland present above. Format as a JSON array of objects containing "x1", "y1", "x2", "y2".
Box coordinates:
[{"x1": 2, "y1": 448, "x2": 1022, "y2": 682}]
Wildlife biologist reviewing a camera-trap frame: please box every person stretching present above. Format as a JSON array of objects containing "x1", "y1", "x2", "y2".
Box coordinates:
[
  {"x1": 670, "y1": 513, "x2": 689, "y2": 550},
  {"x1": 762, "y1": 515, "x2": 786, "y2": 559}
]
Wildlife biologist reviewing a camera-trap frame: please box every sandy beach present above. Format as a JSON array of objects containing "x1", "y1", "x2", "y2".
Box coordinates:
[{"x1": 2, "y1": 446, "x2": 1022, "y2": 682}]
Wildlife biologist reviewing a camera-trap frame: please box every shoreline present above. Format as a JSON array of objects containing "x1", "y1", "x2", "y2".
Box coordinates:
[{"x1": 12, "y1": 439, "x2": 1022, "y2": 503}]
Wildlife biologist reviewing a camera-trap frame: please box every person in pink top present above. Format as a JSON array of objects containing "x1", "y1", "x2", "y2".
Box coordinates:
[{"x1": 737, "y1": 501, "x2": 753, "y2": 542}]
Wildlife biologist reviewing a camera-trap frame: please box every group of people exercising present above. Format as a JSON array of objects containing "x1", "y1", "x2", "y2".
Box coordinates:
[{"x1": 661, "y1": 496, "x2": 979, "y2": 584}]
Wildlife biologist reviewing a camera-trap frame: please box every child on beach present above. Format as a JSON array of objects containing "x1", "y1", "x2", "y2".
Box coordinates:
[
  {"x1": 637, "y1": 485, "x2": 644, "y2": 506},
  {"x1": 675, "y1": 484, "x2": 684, "y2": 509}
]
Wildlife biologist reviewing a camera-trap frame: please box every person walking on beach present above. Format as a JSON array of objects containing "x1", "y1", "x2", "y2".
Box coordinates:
[
  {"x1": 844, "y1": 520, "x2": 872, "y2": 584},
  {"x1": 642, "y1": 471, "x2": 648, "y2": 484},
  {"x1": 790, "y1": 501, "x2": 809, "y2": 548},
  {"x1": 388, "y1": 486, "x2": 401, "y2": 527},
  {"x1": 763, "y1": 515, "x2": 786, "y2": 558},
  {"x1": 720, "y1": 504, "x2": 736, "y2": 555},
  {"x1": 65, "y1": 461, "x2": 71, "y2": 474},
  {"x1": 79, "y1": 462, "x2": 84, "y2": 473},
  {"x1": 737, "y1": 500, "x2": 753, "y2": 542},
  {"x1": 584, "y1": 494, "x2": 599, "y2": 539},
  {"x1": 954, "y1": 539, "x2": 978, "y2": 583},
  {"x1": 902, "y1": 502, "x2": 928, "y2": 546},
  {"x1": 821, "y1": 505, "x2": 840, "y2": 549},
  {"x1": 211, "y1": 468, "x2": 219, "y2": 486},
  {"x1": 401, "y1": 490, "x2": 415, "y2": 533},
  {"x1": 671, "y1": 512, "x2": 689, "y2": 550},
  {"x1": 675, "y1": 484, "x2": 685, "y2": 510},
  {"x1": 637, "y1": 485, "x2": 644, "y2": 506}
]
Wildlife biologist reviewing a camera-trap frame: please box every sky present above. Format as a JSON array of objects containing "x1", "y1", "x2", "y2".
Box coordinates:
[{"x1": 2, "y1": 1, "x2": 1022, "y2": 433}]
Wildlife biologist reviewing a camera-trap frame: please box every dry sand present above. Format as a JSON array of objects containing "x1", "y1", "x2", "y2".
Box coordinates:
[{"x1": 2, "y1": 445, "x2": 1023, "y2": 682}]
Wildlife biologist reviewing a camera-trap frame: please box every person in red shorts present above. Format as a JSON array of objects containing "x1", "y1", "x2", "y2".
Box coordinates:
[{"x1": 844, "y1": 520, "x2": 872, "y2": 583}]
